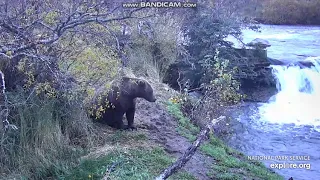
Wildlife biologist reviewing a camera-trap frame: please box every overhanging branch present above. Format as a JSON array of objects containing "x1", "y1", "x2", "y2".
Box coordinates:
[{"x1": 0, "y1": 5, "x2": 146, "y2": 58}]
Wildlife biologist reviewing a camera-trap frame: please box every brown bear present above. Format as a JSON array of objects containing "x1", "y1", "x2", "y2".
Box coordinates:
[{"x1": 89, "y1": 77, "x2": 156, "y2": 130}]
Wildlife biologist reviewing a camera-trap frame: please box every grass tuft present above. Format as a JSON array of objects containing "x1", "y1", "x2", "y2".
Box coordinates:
[{"x1": 61, "y1": 147, "x2": 196, "y2": 180}]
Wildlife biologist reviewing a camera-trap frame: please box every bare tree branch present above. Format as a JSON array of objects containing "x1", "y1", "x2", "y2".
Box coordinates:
[{"x1": 0, "y1": 2, "x2": 147, "y2": 59}]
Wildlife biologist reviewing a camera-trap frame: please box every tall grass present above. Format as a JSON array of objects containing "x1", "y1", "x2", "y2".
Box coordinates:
[{"x1": 0, "y1": 89, "x2": 95, "y2": 179}]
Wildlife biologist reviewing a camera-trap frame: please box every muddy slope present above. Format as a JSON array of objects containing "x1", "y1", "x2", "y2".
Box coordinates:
[{"x1": 133, "y1": 81, "x2": 214, "y2": 180}]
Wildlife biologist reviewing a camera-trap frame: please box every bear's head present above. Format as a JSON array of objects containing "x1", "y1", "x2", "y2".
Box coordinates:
[
  {"x1": 120, "y1": 77, "x2": 157, "y2": 102},
  {"x1": 135, "y1": 79, "x2": 157, "y2": 102}
]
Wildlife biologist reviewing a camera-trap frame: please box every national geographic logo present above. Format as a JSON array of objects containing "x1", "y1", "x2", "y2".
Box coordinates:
[{"x1": 123, "y1": 1, "x2": 197, "y2": 8}]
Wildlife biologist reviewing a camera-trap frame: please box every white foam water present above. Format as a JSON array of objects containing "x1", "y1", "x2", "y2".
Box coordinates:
[
  {"x1": 259, "y1": 57, "x2": 320, "y2": 130},
  {"x1": 253, "y1": 33, "x2": 294, "y2": 40}
]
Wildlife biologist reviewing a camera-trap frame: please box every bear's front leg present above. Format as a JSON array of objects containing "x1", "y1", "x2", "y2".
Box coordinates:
[{"x1": 125, "y1": 108, "x2": 137, "y2": 130}]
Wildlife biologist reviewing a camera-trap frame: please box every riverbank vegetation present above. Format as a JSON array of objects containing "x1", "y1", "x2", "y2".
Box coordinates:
[
  {"x1": 241, "y1": 0, "x2": 320, "y2": 25},
  {"x1": 0, "y1": 0, "x2": 282, "y2": 179},
  {"x1": 166, "y1": 101, "x2": 283, "y2": 180},
  {"x1": 260, "y1": 0, "x2": 320, "y2": 25}
]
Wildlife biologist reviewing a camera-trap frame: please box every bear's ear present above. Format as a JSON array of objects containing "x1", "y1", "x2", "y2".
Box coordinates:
[{"x1": 137, "y1": 80, "x2": 146, "y2": 87}]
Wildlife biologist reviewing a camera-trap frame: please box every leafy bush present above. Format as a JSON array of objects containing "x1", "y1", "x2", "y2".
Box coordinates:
[
  {"x1": 178, "y1": 50, "x2": 245, "y2": 128},
  {"x1": 199, "y1": 50, "x2": 244, "y2": 104}
]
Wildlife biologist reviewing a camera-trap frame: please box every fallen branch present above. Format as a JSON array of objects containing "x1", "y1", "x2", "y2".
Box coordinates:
[
  {"x1": 0, "y1": 71, "x2": 18, "y2": 132},
  {"x1": 102, "y1": 160, "x2": 122, "y2": 180},
  {"x1": 155, "y1": 116, "x2": 226, "y2": 180},
  {"x1": 177, "y1": 71, "x2": 182, "y2": 93}
]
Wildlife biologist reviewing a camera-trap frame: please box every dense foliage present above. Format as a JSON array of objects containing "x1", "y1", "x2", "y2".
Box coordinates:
[
  {"x1": 162, "y1": 1, "x2": 251, "y2": 128},
  {"x1": 0, "y1": 1, "x2": 146, "y2": 178}
]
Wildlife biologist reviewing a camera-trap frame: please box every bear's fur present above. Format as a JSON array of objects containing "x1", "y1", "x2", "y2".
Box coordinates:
[{"x1": 89, "y1": 77, "x2": 156, "y2": 130}]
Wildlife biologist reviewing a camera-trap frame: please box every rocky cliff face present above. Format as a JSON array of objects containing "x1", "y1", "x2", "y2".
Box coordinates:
[
  {"x1": 163, "y1": 47, "x2": 277, "y2": 93},
  {"x1": 228, "y1": 48, "x2": 276, "y2": 90}
]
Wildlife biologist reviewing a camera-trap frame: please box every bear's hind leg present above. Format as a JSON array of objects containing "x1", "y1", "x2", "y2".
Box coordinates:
[
  {"x1": 125, "y1": 108, "x2": 137, "y2": 130},
  {"x1": 113, "y1": 111, "x2": 125, "y2": 129}
]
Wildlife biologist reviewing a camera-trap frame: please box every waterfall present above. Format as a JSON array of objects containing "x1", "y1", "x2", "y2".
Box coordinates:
[{"x1": 258, "y1": 57, "x2": 320, "y2": 130}]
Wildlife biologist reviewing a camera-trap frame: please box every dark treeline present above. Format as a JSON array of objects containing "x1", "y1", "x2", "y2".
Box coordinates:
[{"x1": 241, "y1": 0, "x2": 320, "y2": 25}]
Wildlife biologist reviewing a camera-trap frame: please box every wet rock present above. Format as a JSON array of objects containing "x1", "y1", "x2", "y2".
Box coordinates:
[
  {"x1": 246, "y1": 38, "x2": 271, "y2": 49},
  {"x1": 267, "y1": 57, "x2": 284, "y2": 65},
  {"x1": 228, "y1": 48, "x2": 276, "y2": 90},
  {"x1": 243, "y1": 86, "x2": 277, "y2": 103},
  {"x1": 164, "y1": 47, "x2": 276, "y2": 93},
  {"x1": 295, "y1": 61, "x2": 314, "y2": 68},
  {"x1": 267, "y1": 57, "x2": 315, "y2": 68},
  {"x1": 188, "y1": 91, "x2": 202, "y2": 104}
]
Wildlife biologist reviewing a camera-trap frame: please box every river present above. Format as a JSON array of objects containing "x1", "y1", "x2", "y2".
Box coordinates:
[{"x1": 225, "y1": 25, "x2": 320, "y2": 180}]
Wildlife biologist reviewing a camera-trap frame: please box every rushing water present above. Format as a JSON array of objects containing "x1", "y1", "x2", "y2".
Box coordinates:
[
  {"x1": 259, "y1": 59, "x2": 320, "y2": 130},
  {"x1": 231, "y1": 25, "x2": 320, "y2": 62},
  {"x1": 225, "y1": 25, "x2": 320, "y2": 180}
]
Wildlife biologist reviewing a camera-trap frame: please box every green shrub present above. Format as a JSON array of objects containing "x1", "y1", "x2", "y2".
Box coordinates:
[{"x1": 199, "y1": 50, "x2": 244, "y2": 105}]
